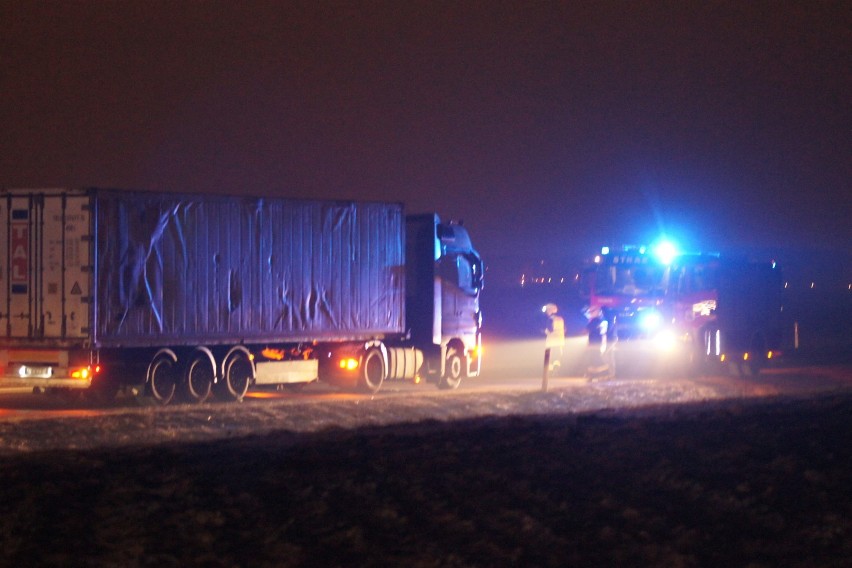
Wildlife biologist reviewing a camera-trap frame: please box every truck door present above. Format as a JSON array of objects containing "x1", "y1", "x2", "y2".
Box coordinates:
[
  {"x1": 439, "y1": 253, "x2": 480, "y2": 342},
  {"x1": 1, "y1": 190, "x2": 91, "y2": 340}
]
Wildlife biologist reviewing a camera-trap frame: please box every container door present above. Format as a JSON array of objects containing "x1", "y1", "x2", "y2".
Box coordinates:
[{"x1": 1, "y1": 191, "x2": 91, "y2": 340}]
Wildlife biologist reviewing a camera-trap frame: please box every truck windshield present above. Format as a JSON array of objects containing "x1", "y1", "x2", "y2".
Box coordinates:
[{"x1": 594, "y1": 263, "x2": 667, "y2": 297}]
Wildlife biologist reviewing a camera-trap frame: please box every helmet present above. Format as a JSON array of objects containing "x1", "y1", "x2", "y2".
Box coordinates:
[
  {"x1": 584, "y1": 305, "x2": 602, "y2": 319},
  {"x1": 542, "y1": 303, "x2": 558, "y2": 316}
]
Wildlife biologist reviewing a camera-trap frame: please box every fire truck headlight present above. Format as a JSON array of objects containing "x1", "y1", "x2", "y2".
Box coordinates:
[
  {"x1": 639, "y1": 310, "x2": 663, "y2": 332},
  {"x1": 654, "y1": 330, "x2": 678, "y2": 352}
]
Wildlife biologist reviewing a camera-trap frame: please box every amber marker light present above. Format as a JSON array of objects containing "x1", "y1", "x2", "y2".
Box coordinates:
[
  {"x1": 261, "y1": 348, "x2": 285, "y2": 360},
  {"x1": 71, "y1": 367, "x2": 90, "y2": 379}
]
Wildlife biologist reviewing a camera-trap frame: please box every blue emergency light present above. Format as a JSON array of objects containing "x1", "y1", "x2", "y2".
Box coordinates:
[{"x1": 652, "y1": 239, "x2": 678, "y2": 265}]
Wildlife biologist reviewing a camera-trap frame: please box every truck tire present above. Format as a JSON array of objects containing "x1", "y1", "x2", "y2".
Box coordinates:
[
  {"x1": 147, "y1": 352, "x2": 178, "y2": 406},
  {"x1": 217, "y1": 350, "x2": 252, "y2": 401},
  {"x1": 358, "y1": 348, "x2": 386, "y2": 394},
  {"x1": 439, "y1": 348, "x2": 464, "y2": 390},
  {"x1": 183, "y1": 352, "x2": 214, "y2": 403}
]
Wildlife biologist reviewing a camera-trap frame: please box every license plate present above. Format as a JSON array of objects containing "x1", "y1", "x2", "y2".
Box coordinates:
[{"x1": 19, "y1": 365, "x2": 53, "y2": 378}]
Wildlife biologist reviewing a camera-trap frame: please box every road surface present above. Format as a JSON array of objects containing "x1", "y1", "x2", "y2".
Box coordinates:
[{"x1": 1, "y1": 336, "x2": 849, "y2": 454}]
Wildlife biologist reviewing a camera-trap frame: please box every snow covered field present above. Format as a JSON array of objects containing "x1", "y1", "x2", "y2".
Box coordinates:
[{"x1": 1, "y1": 365, "x2": 850, "y2": 566}]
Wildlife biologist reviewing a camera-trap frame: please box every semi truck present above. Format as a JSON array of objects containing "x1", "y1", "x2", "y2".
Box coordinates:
[
  {"x1": 581, "y1": 245, "x2": 785, "y2": 375},
  {"x1": 1, "y1": 188, "x2": 483, "y2": 403}
]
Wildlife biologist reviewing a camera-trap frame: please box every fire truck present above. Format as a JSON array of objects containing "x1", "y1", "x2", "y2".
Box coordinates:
[{"x1": 581, "y1": 244, "x2": 785, "y2": 376}]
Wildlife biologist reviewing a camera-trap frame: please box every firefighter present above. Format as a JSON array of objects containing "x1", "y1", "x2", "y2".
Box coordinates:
[
  {"x1": 584, "y1": 305, "x2": 610, "y2": 379},
  {"x1": 602, "y1": 307, "x2": 618, "y2": 377},
  {"x1": 542, "y1": 303, "x2": 565, "y2": 372}
]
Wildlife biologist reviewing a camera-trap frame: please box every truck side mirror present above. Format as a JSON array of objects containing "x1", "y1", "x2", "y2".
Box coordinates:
[{"x1": 469, "y1": 255, "x2": 484, "y2": 293}]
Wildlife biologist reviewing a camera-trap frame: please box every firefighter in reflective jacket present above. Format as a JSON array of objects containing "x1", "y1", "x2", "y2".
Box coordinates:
[
  {"x1": 585, "y1": 305, "x2": 610, "y2": 378},
  {"x1": 543, "y1": 303, "x2": 565, "y2": 371},
  {"x1": 586, "y1": 306, "x2": 618, "y2": 379}
]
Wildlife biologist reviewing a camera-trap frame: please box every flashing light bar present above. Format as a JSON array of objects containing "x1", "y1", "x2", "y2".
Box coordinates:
[
  {"x1": 598, "y1": 240, "x2": 679, "y2": 265},
  {"x1": 652, "y1": 240, "x2": 678, "y2": 265}
]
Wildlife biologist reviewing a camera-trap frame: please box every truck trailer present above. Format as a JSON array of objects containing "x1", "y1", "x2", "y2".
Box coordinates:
[{"x1": 1, "y1": 188, "x2": 483, "y2": 403}]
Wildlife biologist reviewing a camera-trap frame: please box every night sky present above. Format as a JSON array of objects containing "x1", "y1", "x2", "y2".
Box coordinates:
[{"x1": 2, "y1": 1, "x2": 849, "y2": 283}]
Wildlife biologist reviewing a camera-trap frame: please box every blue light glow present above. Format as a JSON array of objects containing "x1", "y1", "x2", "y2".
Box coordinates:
[
  {"x1": 638, "y1": 310, "x2": 662, "y2": 331},
  {"x1": 652, "y1": 240, "x2": 678, "y2": 265}
]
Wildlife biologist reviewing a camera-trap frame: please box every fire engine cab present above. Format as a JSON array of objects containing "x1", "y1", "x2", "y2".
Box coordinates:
[{"x1": 581, "y1": 244, "x2": 785, "y2": 375}]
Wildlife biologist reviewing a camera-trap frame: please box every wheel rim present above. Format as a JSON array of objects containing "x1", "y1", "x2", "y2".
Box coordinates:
[
  {"x1": 449, "y1": 355, "x2": 462, "y2": 379},
  {"x1": 440, "y1": 352, "x2": 463, "y2": 389},
  {"x1": 223, "y1": 354, "x2": 252, "y2": 400},
  {"x1": 185, "y1": 355, "x2": 214, "y2": 403},
  {"x1": 149, "y1": 357, "x2": 177, "y2": 405},
  {"x1": 360, "y1": 349, "x2": 385, "y2": 393}
]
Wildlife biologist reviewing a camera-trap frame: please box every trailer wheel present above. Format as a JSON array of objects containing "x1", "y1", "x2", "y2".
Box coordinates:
[
  {"x1": 439, "y1": 348, "x2": 464, "y2": 390},
  {"x1": 358, "y1": 348, "x2": 386, "y2": 393},
  {"x1": 147, "y1": 353, "x2": 178, "y2": 406},
  {"x1": 218, "y1": 350, "x2": 252, "y2": 401},
  {"x1": 184, "y1": 352, "x2": 214, "y2": 403}
]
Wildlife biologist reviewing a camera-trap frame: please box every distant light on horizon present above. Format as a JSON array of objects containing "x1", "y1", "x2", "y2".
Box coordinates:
[{"x1": 519, "y1": 272, "x2": 577, "y2": 287}]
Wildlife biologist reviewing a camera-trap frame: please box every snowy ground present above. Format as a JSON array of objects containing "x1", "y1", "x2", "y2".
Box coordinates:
[
  {"x1": 0, "y1": 363, "x2": 850, "y2": 454},
  {"x1": 1, "y1": 364, "x2": 851, "y2": 566}
]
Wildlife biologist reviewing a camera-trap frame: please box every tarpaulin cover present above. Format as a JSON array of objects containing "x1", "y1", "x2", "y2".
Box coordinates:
[{"x1": 94, "y1": 190, "x2": 405, "y2": 346}]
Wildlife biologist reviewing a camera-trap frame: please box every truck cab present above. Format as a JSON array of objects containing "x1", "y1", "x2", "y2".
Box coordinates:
[{"x1": 406, "y1": 214, "x2": 483, "y2": 387}]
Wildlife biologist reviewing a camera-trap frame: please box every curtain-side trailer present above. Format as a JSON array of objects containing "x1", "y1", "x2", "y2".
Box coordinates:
[{"x1": 1, "y1": 188, "x2": 483, "y2": 403}]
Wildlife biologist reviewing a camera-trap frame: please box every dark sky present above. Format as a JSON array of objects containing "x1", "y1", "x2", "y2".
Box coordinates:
[{"x1": 2, "y1": 1, "x2": 850, "y2": 282}]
